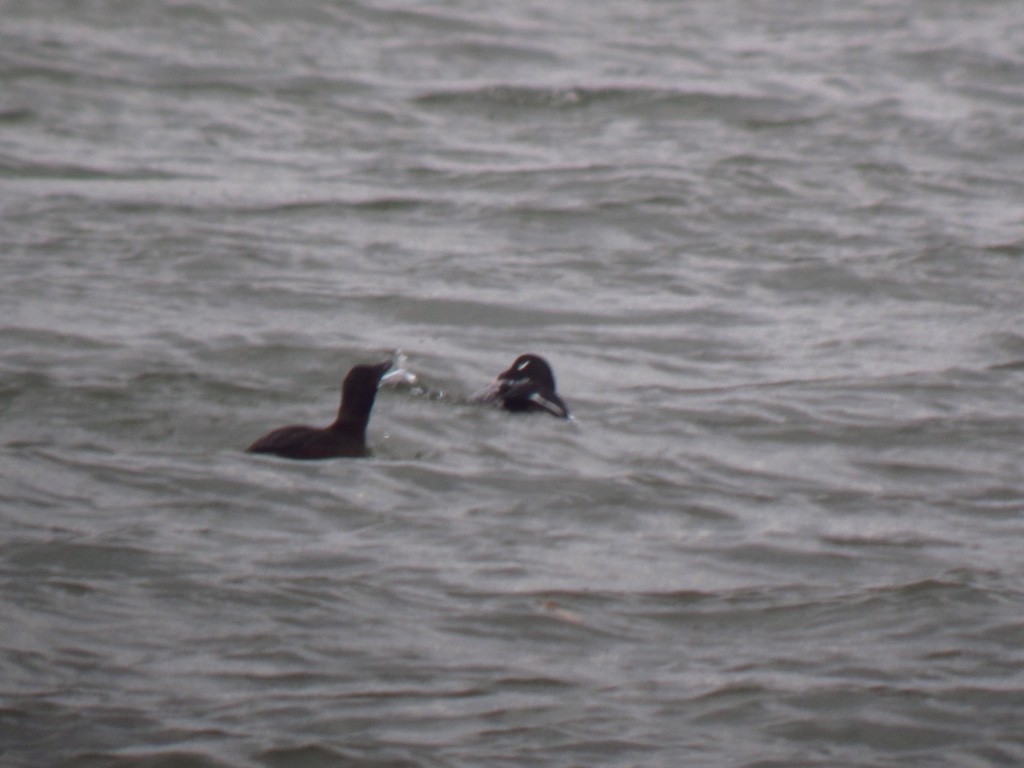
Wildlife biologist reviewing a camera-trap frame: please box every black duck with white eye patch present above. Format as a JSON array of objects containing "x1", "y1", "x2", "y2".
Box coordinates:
[{"x1": 471, "y1": 353, "x2": 570, "y2": 419}]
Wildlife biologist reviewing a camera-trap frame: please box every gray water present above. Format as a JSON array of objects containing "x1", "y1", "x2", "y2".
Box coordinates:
[{"x1": 3, "y1": 1, "x2": 1024, "y2": 766}]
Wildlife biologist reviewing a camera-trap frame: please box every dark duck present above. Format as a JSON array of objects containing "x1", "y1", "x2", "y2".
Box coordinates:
[
  {"x1": 247, "y1": 360, "x2": 392, "y2": 459},
  {"x1": 473, "y1": 354, "x2": 570, "y2": 419}
]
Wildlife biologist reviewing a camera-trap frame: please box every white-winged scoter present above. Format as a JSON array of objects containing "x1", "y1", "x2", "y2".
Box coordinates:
[
  {"x1": 246, "y1": 360, "x2": 391, "y2": 459},
  {"x1": 473, "y1": 353, "x2": 570, "y2": 419}
]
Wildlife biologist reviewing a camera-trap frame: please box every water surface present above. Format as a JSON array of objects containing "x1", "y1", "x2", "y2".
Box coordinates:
[{"x1": 2, "y1": 2, "x2": 1024, "y2": 766}]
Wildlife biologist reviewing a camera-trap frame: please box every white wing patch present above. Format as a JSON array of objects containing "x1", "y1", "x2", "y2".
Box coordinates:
[{"x1": 528, "y1": 391, "x2": 567, "y2": 418}]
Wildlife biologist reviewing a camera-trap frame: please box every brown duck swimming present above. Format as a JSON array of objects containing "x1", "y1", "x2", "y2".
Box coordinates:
[{"x1": 247, "y1": 360, "x2": 392, "y2": 459}]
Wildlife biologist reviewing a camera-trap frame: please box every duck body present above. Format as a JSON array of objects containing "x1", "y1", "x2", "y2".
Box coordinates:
[
  {"x1": 246, "y1": 423, "x2": 370, "y2": 459},
  {"x1": 247, "y1": 360, "x2": 391, "y2": 460},
  {"x1": 473, "y1": 354, "x2": 570, "y2": 419}
]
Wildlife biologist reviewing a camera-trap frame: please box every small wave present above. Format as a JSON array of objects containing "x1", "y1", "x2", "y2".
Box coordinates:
[
  {"x1": 415, "y1": 83, "x2": 820, "y2": 125},
  {"x1": 0, "y1": 107, "x2": 34, "y2": 123},
  {"x1": 0, "y1": 157, "x2": 179, "y2": 181}
]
